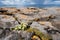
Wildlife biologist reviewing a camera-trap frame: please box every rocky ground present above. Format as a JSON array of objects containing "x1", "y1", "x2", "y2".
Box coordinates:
[{"x1": 0, "y1": 7, "x2": 60, "y2": 40}]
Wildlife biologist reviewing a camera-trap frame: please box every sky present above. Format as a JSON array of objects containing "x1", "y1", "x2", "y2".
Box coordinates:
[{"x1": 0, "y1": 0, "x2": 60, "y2": 7}]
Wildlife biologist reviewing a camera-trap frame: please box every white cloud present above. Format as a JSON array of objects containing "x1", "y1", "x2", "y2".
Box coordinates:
[
  {"x1": 44, "y1": 0, "x2": 60, "y2": 5},
  {"x1": 51, "y1": 1, "x2": 60, "y2": 4},
  {"x1": 44, "y1": 0, "x2": 52, "y2": 4},
  {"x1": 1, "y1": 0, "x2": 36, "y2": 5}
]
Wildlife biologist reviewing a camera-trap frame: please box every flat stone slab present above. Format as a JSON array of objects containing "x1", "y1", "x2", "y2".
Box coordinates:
[
  {"x1": 14, "y1": 13, "x2": 41, "y2": 24},
  {"x1": 0, "y1": 15, "x2": 18, "y2": 28},
  {"x1": 51, "y1": 33, "x2": 60, "y2": 40},
  {"x1": 30, "y1": 21, "x2": 48, "y2": 34}
]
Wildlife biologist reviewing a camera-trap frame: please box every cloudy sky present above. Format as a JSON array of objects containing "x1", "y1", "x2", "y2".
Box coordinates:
[{"x1": 0, "y1": 0, "x2": 60, "y2": 6}]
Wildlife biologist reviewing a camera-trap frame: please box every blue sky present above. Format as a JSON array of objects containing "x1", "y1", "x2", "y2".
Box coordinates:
[{"x1": 0, "y1": 0, "x2": 60, "y2": 6}]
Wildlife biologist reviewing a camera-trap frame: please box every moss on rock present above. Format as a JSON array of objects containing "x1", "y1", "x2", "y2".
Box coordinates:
[{"x1": 26, "y1": 28, "x2": 52, "y2": 40}]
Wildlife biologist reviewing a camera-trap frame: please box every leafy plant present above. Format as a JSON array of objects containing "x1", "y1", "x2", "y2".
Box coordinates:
[{"x1": 11, "y1": 22, "x2": 28, "y2": 31}]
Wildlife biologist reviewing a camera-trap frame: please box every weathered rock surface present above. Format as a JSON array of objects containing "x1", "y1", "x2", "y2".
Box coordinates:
[
  {"x1": 0, "y1": 7, "x2": 21, "y2": 15},
  {"x1": 0, "y1": 30, "x2": 34, "y2": 40},
  {"x1": 0, "y1": 7, "x2": 60, "y2": 40},
  {"x1": 0, "y1": 15, "x2": 18, "y2": 28},
  {"x1": 14, "y1": 13, "x2": 41, "y2": 24},
  {"x1": 30, "y1": 21, "x2": 48, "y2": 34},
  {"x1": 51, "y1": 33, "x2": 60, "y2": 40},
  {"x1": 19, "y1": 7, "x2": 39, "y2": 14}
]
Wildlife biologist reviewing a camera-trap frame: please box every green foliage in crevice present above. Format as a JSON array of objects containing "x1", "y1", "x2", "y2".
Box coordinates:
[
  {"x1": 11, "y1": 22, "x2": 30, "y2": 31},
  {"x1": 10, "y1": 22, "x2": 52, "y2": 40}
]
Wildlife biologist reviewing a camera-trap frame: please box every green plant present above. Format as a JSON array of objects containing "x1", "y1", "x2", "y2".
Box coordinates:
[{"x1": 11, "y1": 22, "x2": 28, "y2": 31}]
